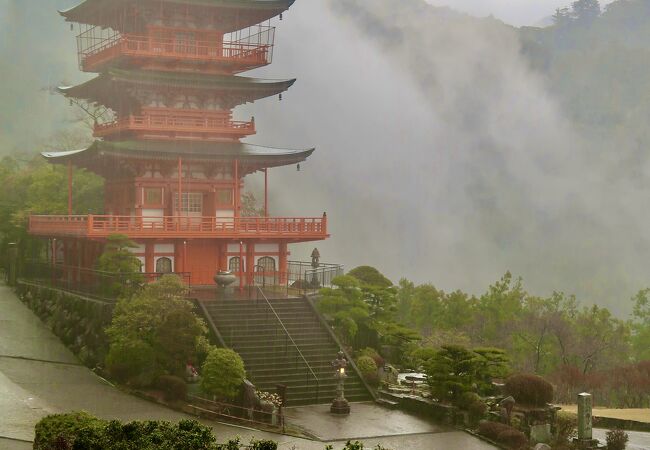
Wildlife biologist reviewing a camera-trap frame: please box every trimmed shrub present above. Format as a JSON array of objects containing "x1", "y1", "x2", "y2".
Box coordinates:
[
  {"x1": 497, "y1": 429, "x2": 528, "y2": 449},
  {"x1": 505, "y1": 373, "x2": 554, "y2": 407},
  {"x1": 34, "y1": 413, "x2": 217, "y2": 450},
  {"x1": 157, "y1": 375, "x2": 188, "y2": 402},
  {"x1": 356, "y1": 355, "x2": 379, "y2": 387},
  {"x1": 477, "y1": 421, "x2": 514, "y2": 441},
  {"x1": 34, "y1": 412, "x2": 104, "y2": 450},
  {"x1": 358, "y1": 347, "x2": 385, "y2": 368},
  {"x1": 553, "y1": 411, "x2": 577, "y2": 446},
  {"x1": 606, "y1": 429, "x2": 629, "y2": 450},
  {"x1": 105, "y1": 339, "x2": 157, "y2": 386},
  {"x1": 201, "y1": 348, "x2": 246, "y2": 400}
]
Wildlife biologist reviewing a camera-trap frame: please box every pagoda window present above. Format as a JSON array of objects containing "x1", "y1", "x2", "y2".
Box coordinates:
[
  {"x1": 229, "y1": 257, "x2": 241, "y2": 273},
  {"x1": 257, "y1": 257, "x2": 276, "y2": 273},
  {"x1": 174, "y1": 192, "x2": 203, "y2": 214},
  {"x1": 216, "y1": 189, "x2": 233, "y2": 206},
  {"x1": 156, "y1": 257, "x2": 173, "y2": 274},
  {"x1": 144, "y1": 187, "x2": 163, "y2": 206},
  {"x1": 175, "y1": 32, "x2": 196, "y2": 54}
]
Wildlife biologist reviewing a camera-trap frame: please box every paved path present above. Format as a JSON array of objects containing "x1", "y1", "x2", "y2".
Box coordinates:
[{"x1": 0, "y1": 283, "x2": 495, "y2": 449}]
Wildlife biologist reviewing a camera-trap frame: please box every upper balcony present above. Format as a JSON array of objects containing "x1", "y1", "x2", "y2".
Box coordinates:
[
  {"x1": 94, "y1": 109, "x2": 255, "y2": 141},
  {"x1": 77, "y1": 25, "x2": 275, "y2": 74},
  {"x1": 29, "y1": 214, "x2": 329, "y2": 242}
]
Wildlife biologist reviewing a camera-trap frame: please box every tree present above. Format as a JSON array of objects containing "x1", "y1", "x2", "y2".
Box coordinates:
[
  {"x1": 97, "y1": 234, "x2": 144, "y2": 298},
  {"x1": 425, "y1": 345, "x2": 479, "y2": 403},
  {"x1": 318, "y1": 275, "x2": 370, "y2": 343},
  {"x1": 105, "y1": 275, "x2": 207, "y2": 383},
  {"x1": 201, "y1": 347, "x2": 246, "y2": 400},
  {"x1": 241, "y1": 192, "x2": 264, "y2": 217},
  {"x1": 348, "y1": 266, "x2": 393, "y2": 288},
  {"x1": 552, "y1": 7, "x2": 573, "y2": 27},
  {"x1": 572, "y1": 0, "x2": 601, "y2": 24}
]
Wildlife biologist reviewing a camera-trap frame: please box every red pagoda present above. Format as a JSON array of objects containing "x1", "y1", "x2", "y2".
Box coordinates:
[{"x1": 29, "y1": 0, "x2": 328, "y2": 287}]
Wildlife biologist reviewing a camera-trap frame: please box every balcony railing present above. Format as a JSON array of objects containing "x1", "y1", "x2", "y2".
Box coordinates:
[
  {"x1": 93, "y1": 109, "x2": 255, "y2": 139},
  {"x1": 78, "y1": 26, "x2": 275, "y2": 73},
  {"x1": 29, "y1": 215, "x2": 328, "y2": 240}
]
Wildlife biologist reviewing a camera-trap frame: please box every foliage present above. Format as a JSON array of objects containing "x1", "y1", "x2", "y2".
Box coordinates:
[
  {"x1": 552, "y1": 412, "x2": 578, "y2": 447},
  {"x1": 477, "y1": 422, "x2": 524, "y2": 445},
  {"x1": 405, "y1": 346, "x2": 438, "y2": 370},
  {"x1": 96, "y1": 234, "x2": 144, "y2": 298},
  {"x1": 241, "y1": 192, "x2": 264, "y2": 217},
  {"x1": 201, "y1": 348, "x2": 246, "y2": 400},
  {"x1": 425, "y1": 345, "x2": 479, "y2": 403},
  {"x1": 348, "y1": 266, "x2": 393, "y2": 288},
  {"x1": 105, "y1": 339, "x2": 157, "y2": 386},
  {"x1": 605, "y1": 429, "x2": 629, "y2": 450},
  {"x1": 356, "y1": 355, "x2": 379, "y2": 387},
  {"x1": 157, "y1": 375, "x2": 188, "y2": 402},
  {"x1": 256, "y1": 391, "x2": 283, "y2": 408},
  {"x1": 358, "y1": 347, "x2": 385, "y2": 368},
  {"x1": 505, "y1": 374, "x2": 554, "y2": 407},
  {"x1": 496, "y1": 428, "x2": 529, "y2": 450},
  {"x1": 105, "y1": 275, "x2": 207, "y2": 384},
  {"x1": 34, "y1": 414, "x2": 217, "y2": 450}
]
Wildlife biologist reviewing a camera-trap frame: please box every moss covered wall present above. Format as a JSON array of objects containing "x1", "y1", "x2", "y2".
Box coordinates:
[{"x1": 16, "y1": 281, "x2": 114, "y2": 367}]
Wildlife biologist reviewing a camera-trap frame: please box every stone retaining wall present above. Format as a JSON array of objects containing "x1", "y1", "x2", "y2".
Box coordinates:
[{"x1": 16, "y1": 281, "x2": 114, "y2": 367}]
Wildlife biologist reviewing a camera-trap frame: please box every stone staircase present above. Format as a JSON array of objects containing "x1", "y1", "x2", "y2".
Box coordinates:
[{"x1": 201, "y1": 295, "x2": 373, "y2": 406}]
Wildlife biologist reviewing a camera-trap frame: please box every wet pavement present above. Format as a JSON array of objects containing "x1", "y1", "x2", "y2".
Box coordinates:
[
  {"x1": 0, "y1": 283, "x2": 496, "y2": 449},
  {"x1": 594, "y1": 429, "x2": 650, "y2": 450}
]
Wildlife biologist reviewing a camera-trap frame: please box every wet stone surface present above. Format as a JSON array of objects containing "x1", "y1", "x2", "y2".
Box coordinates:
[{"x1": 0, "y1": 284, "x2": 496, "y2": 449}]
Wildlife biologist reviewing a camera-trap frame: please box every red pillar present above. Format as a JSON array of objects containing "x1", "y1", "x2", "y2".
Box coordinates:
[
  {"x1": 246, "y1": 241, "x2": 255, "y2": 286},
  {"x1": 279, "y1": 241, "x2": 288, "y2": 284},
  {"x1": 177, "y1": 157, "x2": 183, "y2": 217},
  {"x1": 145, "y1": 242, "x2": 154, "y2": 274},
  {"x1": 234, "y1": 160, "x2": 240, "y2": 219},
  {"x1": 67, "y1": 161, "x2": 73, "y2": 215},
  {"x1": 238, "y1": 240, "x2": 244, "y2": 293},
  {"x1": 264, "y1": 168, "x2": 269, "y2": 217}
]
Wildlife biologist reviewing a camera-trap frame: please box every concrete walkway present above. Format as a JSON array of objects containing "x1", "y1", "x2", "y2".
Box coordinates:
[{"x1": 0, "y1": 283, "x2": 495, "y2": 449}]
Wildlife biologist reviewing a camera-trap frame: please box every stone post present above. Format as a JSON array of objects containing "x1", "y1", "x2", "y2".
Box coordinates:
[{"x1": 575, "y1": 392, "x2": 598, "y2": 449}]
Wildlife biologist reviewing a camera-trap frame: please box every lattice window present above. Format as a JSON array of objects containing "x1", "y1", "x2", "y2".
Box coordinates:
[
  {"x1": 256, "y1": 257, "x2": 276, "y2": 273},
  {"x1": 144, "y1": 187, "x2": 163, "y2": 206},
  {"x1": 229, "y1": 257, "x2": 241, "y2": 273},
  {"x1": 156, "y1": 257, "x2": 173, "y2": 274},
  {"x1": 216, "y1": 189, "x2": 233, "y2": 206},
  {"x1": 174, "y1": 192, "x2": 203, "y2": 213}
]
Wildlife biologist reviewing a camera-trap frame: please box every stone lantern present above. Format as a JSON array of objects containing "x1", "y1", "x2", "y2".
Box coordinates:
[{"x1": 330, "y1": 351, "x2": 350, "y2": 415}]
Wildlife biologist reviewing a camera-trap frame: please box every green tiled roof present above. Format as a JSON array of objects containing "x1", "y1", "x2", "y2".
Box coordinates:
[
  {"x1": 43, "y1": 140, "x2": 314, "y2": 173},
  {"x1": 59, "y1": 69, "x2": 295, "y2": 111},
  {"x1": 61, "y1": 0, "x2": 295, "y2": 29}
]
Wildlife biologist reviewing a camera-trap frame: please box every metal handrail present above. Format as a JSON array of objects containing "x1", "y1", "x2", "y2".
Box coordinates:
[{"x1": 255, "y1": 286, "x2": 320, "y2": 403}]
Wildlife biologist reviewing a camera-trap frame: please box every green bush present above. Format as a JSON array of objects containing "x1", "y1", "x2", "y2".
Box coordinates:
[
  {"x1": 477, "y1": 421, "x2": 516, "y2": 441},
  {"x1": 504, "y1": 373, "x2": 554, "y2": 407},
  {"x1": 201, "y1": 348, "x2": 246, "y2": 400},
  {"x1": 34, "y1": 412, "x2": 104, "y2": 450},
  {"x1": 606, "y1": 429, "x2": 629, "y2": 450},
  {"x1": 497, "y1": 428, "x2": 528, "y2": 449},
  {"x1": 105, "y1": 339, "x2": 157, "y2": 385},
  {"x1": 358, "y1": 347, "x2": 385, "y2": 368},
  {"x1": 157, "y1": 375, "x2": 188, "y2": 402},
  {"x1": 356, "y1": 355, "x2": 379, "y2": 386},
  {"x1": 105, "y1": 275, "x2": 207, "y2": 385},
  {"x1": 34, "y1": 414, "x2": 217, "y2": 450}
]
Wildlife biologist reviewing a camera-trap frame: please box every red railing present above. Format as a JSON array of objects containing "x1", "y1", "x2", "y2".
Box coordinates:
[
  {"x1": 80, "y1": 31, "x2": 273, "y2": 72},
  {"x1": 29, "y1": 215, "x2": 328, "y2": 239},
  {"x1": 94, "y1": 109, "x2": 255, "y2": 138}
]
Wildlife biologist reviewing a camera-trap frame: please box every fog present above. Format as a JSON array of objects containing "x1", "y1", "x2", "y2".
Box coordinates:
[{"x1": 1, "y1": 0, "x2": 648, "y2": 314}]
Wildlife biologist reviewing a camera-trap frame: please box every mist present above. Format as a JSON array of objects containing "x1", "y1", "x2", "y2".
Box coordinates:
[{"x1": 1, "y1": 0, "x2": 649, "y2": 314}]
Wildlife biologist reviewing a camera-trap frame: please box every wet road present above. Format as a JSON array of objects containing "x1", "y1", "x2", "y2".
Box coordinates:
[{"x1": 0, "y1": 283, "x2": 495, "y2": 449}]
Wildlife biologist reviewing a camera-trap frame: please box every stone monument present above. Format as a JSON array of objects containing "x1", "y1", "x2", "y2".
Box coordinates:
[{"x1": 575, "y1": 392, "x2": 599, "y2": 449}]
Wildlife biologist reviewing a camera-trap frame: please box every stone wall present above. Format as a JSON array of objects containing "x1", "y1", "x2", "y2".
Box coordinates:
[{"x1": 16, "y1": 281, "x2": 114, "y2": 367}]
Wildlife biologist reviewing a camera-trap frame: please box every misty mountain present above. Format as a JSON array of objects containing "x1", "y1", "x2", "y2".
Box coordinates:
[{"x1": 3, "y1": 0, "x2": 650, "y2": 315}]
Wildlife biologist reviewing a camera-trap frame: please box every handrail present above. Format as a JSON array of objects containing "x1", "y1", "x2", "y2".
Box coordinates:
[{"x1": 255, "y1": 287, "x2": 320, "y2": 403}]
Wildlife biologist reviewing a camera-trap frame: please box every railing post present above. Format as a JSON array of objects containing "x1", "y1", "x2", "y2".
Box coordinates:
[{"x1": 87, "y1": 215, "x2": 93, "y2": 235}]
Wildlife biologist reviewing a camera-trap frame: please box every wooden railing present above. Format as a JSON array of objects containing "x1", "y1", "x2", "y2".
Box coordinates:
[
  {"x1": 93, "y1": 109, "x2": 255, "y2": 138},
  {"x1": 80, "y1": 32, "x2": 273, "y2": 72},
  {"x1": 29, "y1": 215, "x2": 328, "y2": 239}
]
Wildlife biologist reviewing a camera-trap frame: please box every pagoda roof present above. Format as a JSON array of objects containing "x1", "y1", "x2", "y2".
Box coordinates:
[
  {"x1": 42, "y1": 140, "x2": 314, "y2": 176},
  {"x1": 60, "y1": 0, "x2": 295, "y2": 31},
  {"x1": 59, "y1": 69, "x2": 295, "y2": 112}
]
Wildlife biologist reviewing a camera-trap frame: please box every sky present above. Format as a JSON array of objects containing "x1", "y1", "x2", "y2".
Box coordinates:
[{"x1": 426, "y1": 0, "x2": 615, "y2": 25}]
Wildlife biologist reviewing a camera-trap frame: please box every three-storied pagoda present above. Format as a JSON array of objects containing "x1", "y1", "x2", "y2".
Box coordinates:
[{"x1": 29, "y1": 0, "x2": 328, "y2": 286}]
